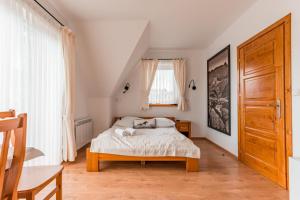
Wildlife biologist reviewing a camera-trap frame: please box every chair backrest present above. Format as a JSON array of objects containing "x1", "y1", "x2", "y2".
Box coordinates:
[
  {"x1": 0, "y1": 111, "x2": 27, "y2": 200},
  {"x1": 0, "y1": 110, "x2": 16, "y2": 146},
  {"x1": 0, "y1": 110, "x2": 15, "y2": 119}
]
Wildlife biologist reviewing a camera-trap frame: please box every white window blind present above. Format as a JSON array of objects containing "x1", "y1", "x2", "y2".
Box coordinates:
[
  {"x1": 148, "y1": 61, "x2": 179, "y2": 104},
  {"x1": 0, "y1": 0, "x2": 65, "y2": 165}
]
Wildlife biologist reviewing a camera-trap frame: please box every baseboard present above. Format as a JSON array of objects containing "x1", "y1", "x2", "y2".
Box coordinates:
[
  {"x1": 202, "y1": 138, "x2": 238, "y2": 160},
  {"x1": 190, "y1": 137, "x2": 206, "y2": 140}
]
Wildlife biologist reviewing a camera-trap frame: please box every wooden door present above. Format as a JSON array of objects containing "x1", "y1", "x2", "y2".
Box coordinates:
[{"x1": 238, "y1": 15, "x2": 291, "y2": 188}]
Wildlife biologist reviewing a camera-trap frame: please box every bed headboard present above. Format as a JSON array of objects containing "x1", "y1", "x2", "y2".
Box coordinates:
[{"x1": 112, "y1": 116, "x2": 176, "y2": 126}]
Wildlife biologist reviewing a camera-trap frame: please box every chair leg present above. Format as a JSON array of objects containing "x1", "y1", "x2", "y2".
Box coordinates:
[
  {"x1": 56, "y1": 172, "x2": 62, "y2": 200},
  {"x1": 11, "y1": 190, "x2": 18, "y2": 200}
]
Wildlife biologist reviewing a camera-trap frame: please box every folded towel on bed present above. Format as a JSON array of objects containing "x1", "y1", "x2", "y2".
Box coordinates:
[
  {"x1": 125, "y1": 128, "x2": 136, "y2": 136},
  {"x1": 115, "y1": 128, "x2": 136, "y2": 136},
  {"x1": 115, "y1": 128, "x2": 128, "y2": 136}
]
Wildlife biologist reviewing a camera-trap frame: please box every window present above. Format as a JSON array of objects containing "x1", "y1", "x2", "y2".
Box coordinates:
[
  {"x1": 0, "y1": 0, "x2": 65, "y2": 165},
  {"x1": 148, "y1": 61, "x2": 179, "y2": 105}
]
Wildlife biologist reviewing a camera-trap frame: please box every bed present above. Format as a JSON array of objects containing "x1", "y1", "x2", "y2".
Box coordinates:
[{"x1": 86, "y1": 117, "x2": 200, "y2": 172}]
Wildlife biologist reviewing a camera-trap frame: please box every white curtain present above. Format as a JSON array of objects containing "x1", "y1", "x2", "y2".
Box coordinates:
[
  {"x1": 0, "y1": 0, "x2": 65, "y2": 165},
  {"x1": 173, "y1": 59, "x2": 187, "y2": 111},
  {"x1": 149, "y1": 61, "x2": 179, "y2": 104},
  {"x1": 141, "y1": 59, "x2": 159, "y2": 110},
  {"x1": 62, "y1": 27, "x2": 77, "y2": 162}
]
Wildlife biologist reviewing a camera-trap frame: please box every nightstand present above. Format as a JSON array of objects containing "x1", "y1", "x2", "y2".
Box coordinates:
[{"x1": 176, "y1": 120, "x2": 191, "y2": 138}]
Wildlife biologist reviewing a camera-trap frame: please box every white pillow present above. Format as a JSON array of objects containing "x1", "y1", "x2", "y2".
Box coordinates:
[
  {"x1": 122, "y1": 116, "x2": 142, "y2": 121},
  {"x1": 133, "y1": 118, "x2": 156, "y2": 129},
  {"x1": 114, "y1": 116, "x2": 142, "y2": 128},
  {"x1": 155, "y1": 118, "x2": 175, "y2": 128}
]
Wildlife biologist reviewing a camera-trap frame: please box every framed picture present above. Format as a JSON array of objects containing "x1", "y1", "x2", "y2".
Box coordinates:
[{"x1": 207, "y1": 45, "x2": 231, "y2": 135}]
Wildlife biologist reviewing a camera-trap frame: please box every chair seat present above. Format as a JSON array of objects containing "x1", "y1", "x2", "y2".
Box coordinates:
[{"x1": 18, "y1": 165, "x2": 63, "y2": 193}]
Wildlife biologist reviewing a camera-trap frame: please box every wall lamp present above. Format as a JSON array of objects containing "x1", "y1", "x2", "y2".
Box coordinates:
[
  {"x1": 188, "y1": 80, "x2": 197, "y2": 90},
  {"x1": 123, "y1": 82, "x2": 130, "y2": 94}
]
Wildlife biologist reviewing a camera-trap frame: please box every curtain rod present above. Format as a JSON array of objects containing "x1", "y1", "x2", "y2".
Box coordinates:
[
  {"x1": 142, "y1": 58, "x2": 183, "y2": 61},
  {"x1": 33, "y1": 0, "x2": 65, "y2": 26}
]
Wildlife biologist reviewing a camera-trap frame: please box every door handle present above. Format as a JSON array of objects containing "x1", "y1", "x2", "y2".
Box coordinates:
[{"x1": 276, "y1": 99, "x2": 281, "y2": 119}]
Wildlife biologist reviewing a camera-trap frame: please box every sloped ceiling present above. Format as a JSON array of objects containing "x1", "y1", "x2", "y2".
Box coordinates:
[
  {"x1": 46, "y1": 0, "x2": 258, "y2": 97},
  {"x1": 49, "y1": 0, "x2": 257, "y2": 49},
  {"x1": 75, "y1": 20, "x2": 150, "y2": 97}
]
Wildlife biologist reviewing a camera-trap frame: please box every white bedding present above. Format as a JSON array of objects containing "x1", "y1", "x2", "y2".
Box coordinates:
[{"x1": 90, "y1": 126, "x2": 200, "y2": 159}]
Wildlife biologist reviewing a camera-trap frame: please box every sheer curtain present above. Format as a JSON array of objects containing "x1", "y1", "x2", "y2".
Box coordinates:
[
  {"x1": 141, "y1": 59, "x2": 159, "y2": 110},
  {"x1": 173, "y1": 59, "x2": 187, "y2": 111},
  {"x1": 0, "y1": 0, "x2": 65, "y2": 165},
  {"x1": 62, "y1": 27, "x2": 77, "y2": 162},
  {"x1": 149, "y1": 61, "x2": 179, "y2": 104}
]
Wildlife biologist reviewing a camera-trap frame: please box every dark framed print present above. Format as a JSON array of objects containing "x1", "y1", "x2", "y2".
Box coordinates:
[{"x1": 207, "y1": 45, "x2": 231, "y2": 135}]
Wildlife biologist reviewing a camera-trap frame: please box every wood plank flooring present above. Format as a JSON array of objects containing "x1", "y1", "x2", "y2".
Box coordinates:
[{"x1": 63, "y1": 139, "x2": 288, "y2": 200}]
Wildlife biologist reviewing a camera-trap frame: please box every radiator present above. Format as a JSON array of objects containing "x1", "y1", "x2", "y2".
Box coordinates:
[{"x1": 75, "y1": 118, "x2": 93, "y2": 150}]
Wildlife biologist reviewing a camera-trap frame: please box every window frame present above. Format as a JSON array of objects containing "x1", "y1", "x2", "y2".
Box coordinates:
[
  {"x1": 148, "y1": 61, "x2": 179, "y2": 107},
  {"x1": 149, "y1": 103, "x2": 178, "y2": 107}
]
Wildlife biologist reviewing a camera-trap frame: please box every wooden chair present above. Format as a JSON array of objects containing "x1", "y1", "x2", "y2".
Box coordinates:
[
  {"x1": 17, "y1": 165, "x2": 63, "y2": 200},
  {"x1": 0, "y1": 112, "x2": 27, "y2": 200},
  {"x1": 0, "y1": 110, "x2": 17, "y2": 147},
  {"x1": 1, "y1": 110, "x2": 64, "y2": 200}
]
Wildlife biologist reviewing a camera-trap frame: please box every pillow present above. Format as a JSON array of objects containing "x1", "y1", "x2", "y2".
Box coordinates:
[
  {"x1": 133, "y1": 118, "x2": 156, "y2": 129},
  {"x1": 121, "y1": 116, "x2": 142, "y2": 121},
  {"x1": 114, "y1": 116, "x2": 142, "y2": 128},
  {"x1": 155, "y1": 118, "x2": 175, "y2": 128}
]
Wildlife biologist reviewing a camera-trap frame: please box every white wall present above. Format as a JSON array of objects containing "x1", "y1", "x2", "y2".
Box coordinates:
[
  {"x1": 112, "y1": 23, "x2": 151, "y2": 96},
  {"x1": 87, "y1": 97, "x2": 114, "y2": 136},
  {"x1": 203, "y1": 0, "x2": 300, "y2": 158},
  {"x1": 69, "y1": 22, "x2": 91, "y2": 120},
  {"x1": 75, "y1": 67, "x2": 89, "y2": 119},
  {"x1": 114, "y1": 48, "x2": 207, "y2": 138},
  {"x1": 74, "y1": 20, "x2": 149, "y2": 97},
  {"x1": 290, "y1": 158, "x2": 300, "y2": 200}
]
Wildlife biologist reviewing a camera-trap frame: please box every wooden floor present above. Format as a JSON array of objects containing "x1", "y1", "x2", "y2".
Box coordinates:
[{"x1": 63, "y1": 139, "x2": 288, "y2": 200}]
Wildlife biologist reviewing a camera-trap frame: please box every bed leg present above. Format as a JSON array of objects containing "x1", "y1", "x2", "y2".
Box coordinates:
[
  {"x1": 186, "y1": 158, "x2": 199, "y2": 172},
  {"x1": 86, "y1": 148, "x2": 99, "y2": 172}
]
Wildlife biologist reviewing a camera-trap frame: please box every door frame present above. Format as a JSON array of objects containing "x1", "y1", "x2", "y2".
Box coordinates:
[{"x1": 237, "y1": 14, "x2": 292, "y2": 188}]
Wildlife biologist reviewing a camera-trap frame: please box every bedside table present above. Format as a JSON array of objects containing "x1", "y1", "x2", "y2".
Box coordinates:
[{"x1": 176, "y1": 120, "x2": 191, "y2": 138}]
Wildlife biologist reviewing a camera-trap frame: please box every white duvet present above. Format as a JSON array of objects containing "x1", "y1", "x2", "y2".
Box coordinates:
[{"x1": 90, "y1": 126, "x2": 200, "y2": 159}]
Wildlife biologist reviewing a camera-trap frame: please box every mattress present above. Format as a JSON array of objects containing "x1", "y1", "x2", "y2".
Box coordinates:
[{"x1": 90, "y1": 126, "x2": 200, "y2": 159}]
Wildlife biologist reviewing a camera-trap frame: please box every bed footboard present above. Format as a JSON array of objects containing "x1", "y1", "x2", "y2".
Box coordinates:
[
  {"x1": 86, "y1": 148, "x2": 99, "y2": 172},
  {"x1": 86, "y1": 149, "x2": 199, "y2": 172}
]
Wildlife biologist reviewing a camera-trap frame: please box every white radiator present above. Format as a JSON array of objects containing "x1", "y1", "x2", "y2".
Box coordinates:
[{"x1": 75, "y1": 118, "x2": 93, "y2": 150}]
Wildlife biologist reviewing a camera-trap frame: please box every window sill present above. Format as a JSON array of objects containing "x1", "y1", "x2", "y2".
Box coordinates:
[{"x1": 149, "y1": 104, "x2": 178, "y2": 107}]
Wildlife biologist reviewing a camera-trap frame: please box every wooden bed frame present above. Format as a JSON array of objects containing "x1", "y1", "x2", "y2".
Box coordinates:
[{"x1": 86, "y1": 116, "x2": 199, "y2": 172}]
